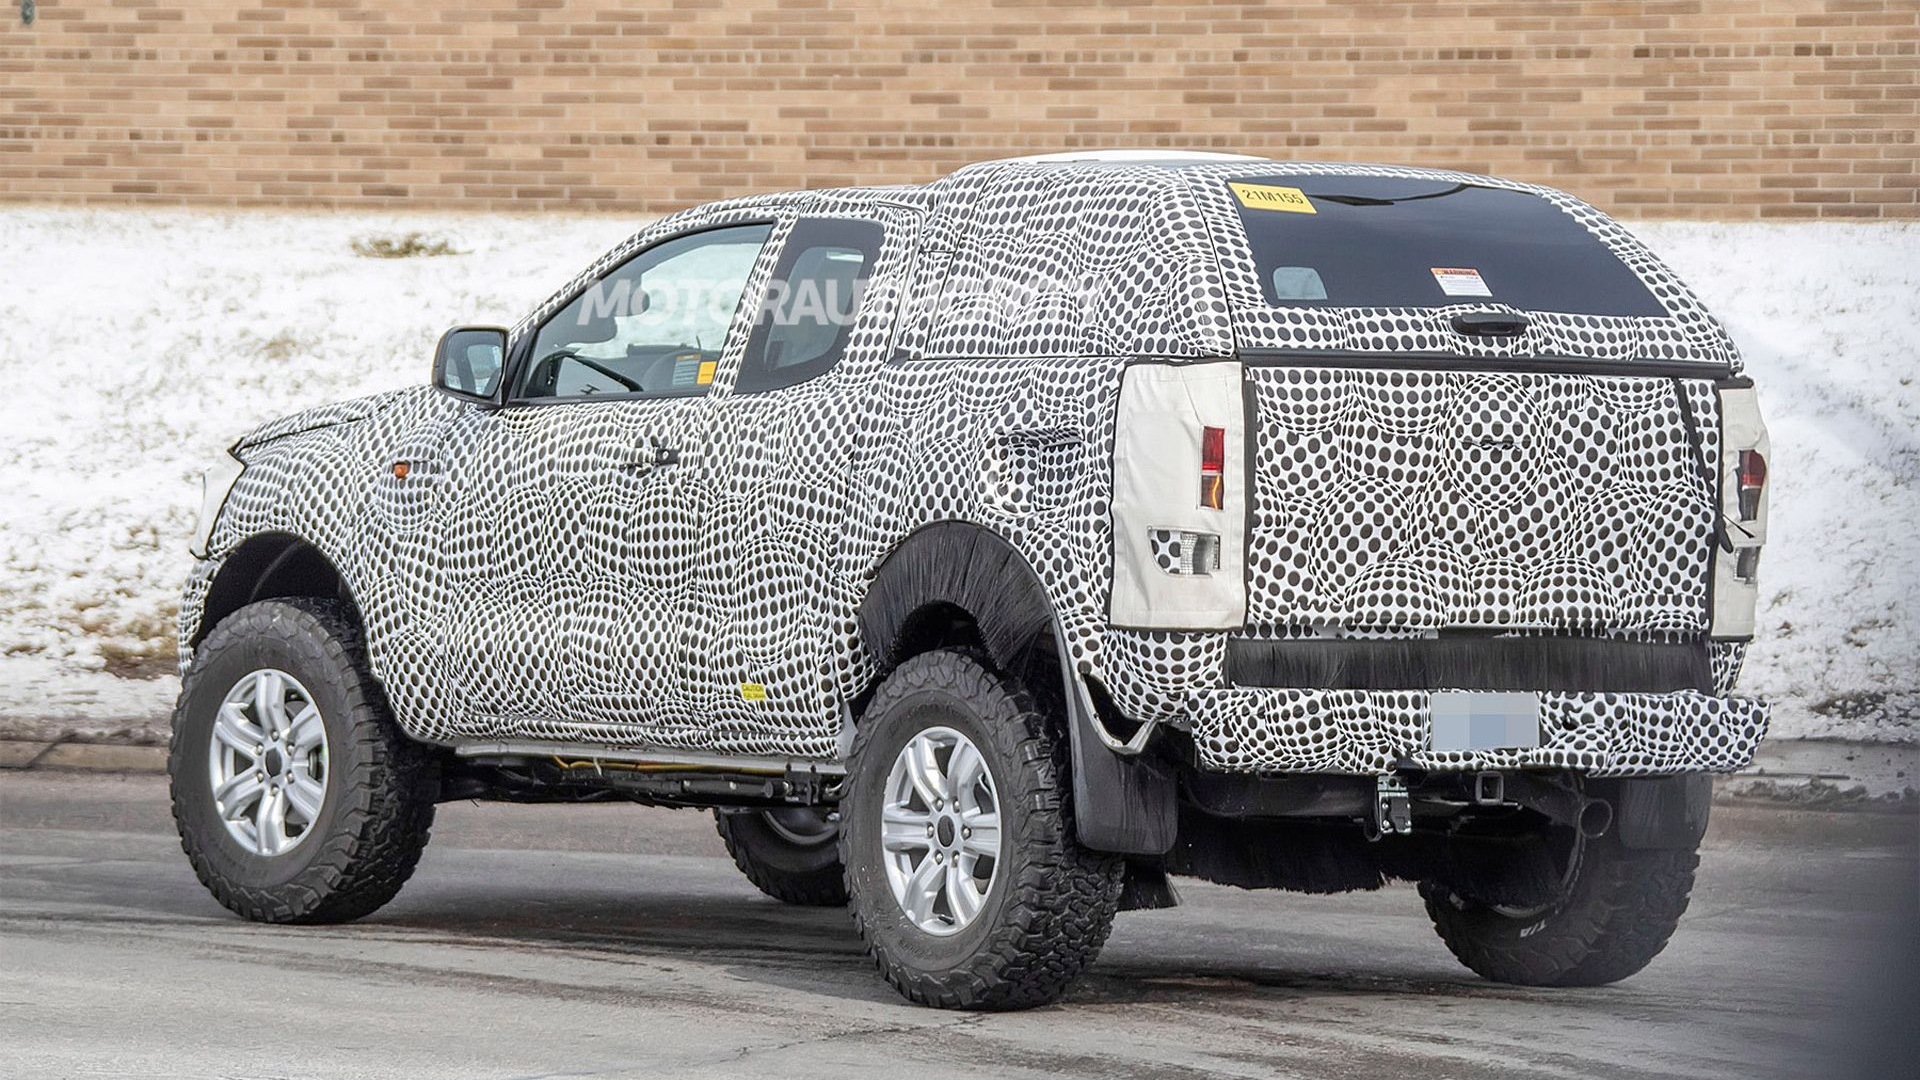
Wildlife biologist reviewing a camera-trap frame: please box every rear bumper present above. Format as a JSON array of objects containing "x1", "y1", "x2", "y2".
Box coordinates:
[{"x1": 1182, "y1": 687, "x2": 1769, "y2": 776}]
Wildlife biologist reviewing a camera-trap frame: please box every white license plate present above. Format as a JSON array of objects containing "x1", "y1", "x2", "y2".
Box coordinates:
[{"x1": 1430, "y1": 692, "x2": 1542, "y2": 752}]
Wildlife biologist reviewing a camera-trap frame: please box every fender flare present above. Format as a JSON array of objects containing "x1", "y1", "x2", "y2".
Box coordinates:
[
  {"x1": 194, "y1": 531, "x2": 361, "y2": 650},
  {"x1": 857, "y1": 521, "x2": 1055, "y2": 675},
  {"x1": 858, "y1": 522, "x2": 1176, "y2": 856}
]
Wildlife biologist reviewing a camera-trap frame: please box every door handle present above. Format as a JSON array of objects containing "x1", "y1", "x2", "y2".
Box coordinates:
[{"x1": 615, "y1": 442, "x2": 680, "y2": 474}]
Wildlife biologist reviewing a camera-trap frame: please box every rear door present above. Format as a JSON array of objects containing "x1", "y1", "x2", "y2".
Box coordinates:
[{"x1": 684, "y1": 208, "x2": 917, "y2": 760}]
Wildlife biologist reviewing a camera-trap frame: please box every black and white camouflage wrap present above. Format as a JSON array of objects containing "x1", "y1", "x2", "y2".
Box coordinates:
[{"x1": 180, "y1": 155, "x2": 1768, "y2": 777}]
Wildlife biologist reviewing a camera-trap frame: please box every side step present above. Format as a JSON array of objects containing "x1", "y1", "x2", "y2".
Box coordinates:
[{"x1": 444, "y1": 740, "x2": 844, "y2": 808}]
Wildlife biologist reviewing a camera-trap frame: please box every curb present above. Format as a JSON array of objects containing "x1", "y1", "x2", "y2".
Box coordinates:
[{"x1": 0, "y1": 739, "x2": 168, "y2": 773}]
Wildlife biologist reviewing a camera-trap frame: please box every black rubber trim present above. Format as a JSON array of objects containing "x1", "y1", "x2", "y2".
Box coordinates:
[
  {"x1": 859, "y1": 521, "x2": 1055, "y2": 674},
  {"x1": 1225, "y1": 636, "x2": 1714, "y2": 694},
  {"x1": 1240, "y1": 349, "x2": 1732, "y2": 380},
  {"x1": 1060, "y1": 652, "x2": 1177, "y2": 856}
]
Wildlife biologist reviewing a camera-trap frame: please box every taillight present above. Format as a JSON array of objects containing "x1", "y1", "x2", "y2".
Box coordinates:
[
  {"x1": 1737, "y1": 449, "x2": 1767, "y2": 521},
  {"x1": 1200, "y1": 425, "x2": 1225, "y2": 510}
]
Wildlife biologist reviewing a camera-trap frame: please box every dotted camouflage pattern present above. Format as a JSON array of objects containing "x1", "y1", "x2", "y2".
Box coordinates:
[
  {"x1": 1190, "y1": 688, "x2": 1766, "y2": 776},
  {"x1": 180, "y1": 156, "x2": 1767, "y2": 775}
]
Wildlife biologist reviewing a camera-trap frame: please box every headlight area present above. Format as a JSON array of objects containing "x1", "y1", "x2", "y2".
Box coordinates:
[{"x1": 190, "y1": 449, "x2": 247, "y2": 559}]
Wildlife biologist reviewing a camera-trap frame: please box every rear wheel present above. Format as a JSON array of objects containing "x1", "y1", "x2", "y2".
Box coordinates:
[
  {"x1": 1420, "y1": 828, "x2": 1699, "y2": 986},
  {"x1": 714, "y1": 807, "x2": 848, "y2": 906},
  {"x1": 170, "y1": 598, "x2": 438, "y2": 924},
  {"x1": 840, "y1": 649, "x2": 1124, "y2": 1010}
]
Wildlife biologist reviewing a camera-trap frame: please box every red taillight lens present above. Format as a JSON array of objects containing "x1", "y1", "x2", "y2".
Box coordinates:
[
  {"x1": 1200, "y1": 425, "x2": 1225, "y2": 509},
  {"x1": 1737, "y1": 449, "x2": 1767, "y2": 520},
  {"x1": 1200, "y1": 426, "x2": 1225, "y2": 474}
]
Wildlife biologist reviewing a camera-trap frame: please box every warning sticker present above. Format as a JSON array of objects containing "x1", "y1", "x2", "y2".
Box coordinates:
[
  {"x1": 697, "y1": 360, "x2": 717, "y2": 386},
  {"x1": 1431, "y1": 267, "x2": 1493, "y2": 298},
  {"x1": 739, "y1": 682, "x2": 767, "y2": 702},
  {"x1": 1229, "y1": 182, "x2": 1317, "y2": 214}
]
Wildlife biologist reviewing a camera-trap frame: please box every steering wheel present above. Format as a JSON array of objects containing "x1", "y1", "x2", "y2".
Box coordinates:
[{"x1": 534, "y1": 347, "x2": 642, "y2": 393}]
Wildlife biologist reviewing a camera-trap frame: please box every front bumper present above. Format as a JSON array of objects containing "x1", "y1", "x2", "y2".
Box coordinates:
[{"x1": 1183, "y1": 687, "x2": 1769, "y2": 776}]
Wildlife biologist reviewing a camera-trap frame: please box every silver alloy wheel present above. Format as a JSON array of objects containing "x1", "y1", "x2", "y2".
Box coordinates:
[
  {"x1": 207, "y1": 668, "x2": 329, "y2": 857},
  {"x1": 880, "y1": 725, "x2": 1002, "y2": 936}
]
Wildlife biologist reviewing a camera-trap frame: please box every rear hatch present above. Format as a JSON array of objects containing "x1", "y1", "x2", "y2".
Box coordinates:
[{"x1": 1187, "y1": 170, "x2": 1734, "y2": 639}]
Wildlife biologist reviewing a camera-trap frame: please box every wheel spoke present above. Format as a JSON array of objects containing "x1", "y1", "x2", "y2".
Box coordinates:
[
  {"x1": 881, "y1": 804, "x2": 930, "y2": 853},
  {"x1": 946, "y1": 740, "x2": 986, "y2": 803},
  {"x1": 944, "y1": 863, "x2": 986, "y2": 926},
  {"x1": 906, "y1": 737, "x2": 945, "y2": 809},
  {"x1": 212, "y1": 704, "x2": 263, "y2": 757},
  {"x1": 900, "y1": 853, "x2": 943, "y2": 924},
  {"x1": 253, "y1": 789, "x2": 286, "y2": 855},
  {"x1": 285, "y1": 773, "x2": 325, "y2": 823},
  {"x1": 252, "y1": 670, "x2": 286, "y2": 737},
  {"x1": 286, "y1": 704, "x2": 324, "y2": 752},
  {"x1": 213, "y1": 771, "x2": 265, "y2": 820},
  {"x1": 959, "y1": 810, "x2": 1000, "y2": 858}
]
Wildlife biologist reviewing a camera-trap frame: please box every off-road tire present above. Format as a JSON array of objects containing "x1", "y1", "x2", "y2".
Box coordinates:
[
  {"x1": 714, "y1": 808, "x2": 849, "y2": 906},
  {"x1": 840, "y1": 648, "x2": 1125, "y2": 1010},
  {"x1": 1420, "y1": 830, "x2": 1699, "y2": 986},
  {"x1": 170, "y1": 598, "x2": 438, "y2": 924}
]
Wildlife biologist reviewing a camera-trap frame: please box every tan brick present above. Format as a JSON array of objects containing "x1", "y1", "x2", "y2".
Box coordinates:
[{"x1": 0, "y1": 0, "x2": 1910, "y2": 218}]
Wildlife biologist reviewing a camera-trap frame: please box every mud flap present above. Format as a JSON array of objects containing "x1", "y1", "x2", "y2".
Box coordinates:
[
  {"x1": 1612, "y1": 774, "x2": 1713, "y2": 850},
  {"x1": 1063, "y1": 666, "x2": 1178, "y2": 856}
]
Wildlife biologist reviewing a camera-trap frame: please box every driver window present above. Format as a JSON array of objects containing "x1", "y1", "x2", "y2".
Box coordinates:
[{"x1": 518, "y1": 223, "x2": 773, "y2": 401}]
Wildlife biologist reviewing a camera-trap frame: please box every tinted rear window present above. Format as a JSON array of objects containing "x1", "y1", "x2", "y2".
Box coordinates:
[{"x1": 1226, "y1": 176, "x2": 1667, "y2": 317}]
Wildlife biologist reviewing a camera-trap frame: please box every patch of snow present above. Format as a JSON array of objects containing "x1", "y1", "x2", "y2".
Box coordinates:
[
  {"x1": 0, "y1": 656, "x2": 177, "y2": 744},
  {"x1": 1630, "y1": 223, "x2": 1920, "y2": 742},
  {"x1": 0, "y1": 209, "x2": 1913, "y2": 742}
]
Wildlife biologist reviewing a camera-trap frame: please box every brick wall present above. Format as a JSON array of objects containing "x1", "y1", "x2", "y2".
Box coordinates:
[{"x1": 1, "y1": 0, "x2": 1914, "y2": 219}]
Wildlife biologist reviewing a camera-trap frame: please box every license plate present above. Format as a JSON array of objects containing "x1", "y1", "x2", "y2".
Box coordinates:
[{"x1": 1430, "y1": 692, "x2": 1542, "y2": 752}]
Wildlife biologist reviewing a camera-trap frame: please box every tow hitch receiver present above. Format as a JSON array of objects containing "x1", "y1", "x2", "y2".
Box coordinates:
[
  {"x1": 1472, "y1": 771, "x2": 1506, "y2": 805},
  {"x1": 1370, "y1": 774, "x2": 1413, "y2": 838}
]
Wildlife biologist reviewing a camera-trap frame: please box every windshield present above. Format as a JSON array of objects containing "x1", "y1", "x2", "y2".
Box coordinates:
[{"x1": 1225, "y1": 176, "x2": 1667, "y2": 317}]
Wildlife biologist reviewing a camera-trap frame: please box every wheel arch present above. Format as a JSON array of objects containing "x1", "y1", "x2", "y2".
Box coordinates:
[
  {"x1": 856, "y1": 521, "x2": 1177, "y2": 857},
  {"x1": 857, "y1": 521, "x2": 1060, "y2": 682},
  {"x1": 192, "y1": 531, "x2": 363, "y2": 650}
]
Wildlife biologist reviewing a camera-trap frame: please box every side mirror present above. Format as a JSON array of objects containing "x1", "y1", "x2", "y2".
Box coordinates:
[{"x1": 432, "y1": 326, "x2": 509, "y2": 403}]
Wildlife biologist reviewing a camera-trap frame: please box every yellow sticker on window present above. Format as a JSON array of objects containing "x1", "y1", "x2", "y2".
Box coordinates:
[
  {"x1": 739, "y1": 682, "x2": 767, "y2": 702},
  {"x1": 696, "y1": 360, "x2": 717, "y2": 385},
  {"x1": 1229, "y1": 182, "x2": 1316, "y2": 214}
]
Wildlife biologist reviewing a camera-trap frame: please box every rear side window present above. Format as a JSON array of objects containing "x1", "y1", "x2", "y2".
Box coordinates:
[
  {"x1": 735, "y1": 217, "x2": 884, "y2": 394},
  {"x1": 1227, "y1": 177, "x2": 1666, "y2": 317}
]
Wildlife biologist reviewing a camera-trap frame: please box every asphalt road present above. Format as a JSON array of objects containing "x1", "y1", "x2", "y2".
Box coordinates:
[{"x1": 2, "y1": 771, "x2": 1915, "y2": 1080}]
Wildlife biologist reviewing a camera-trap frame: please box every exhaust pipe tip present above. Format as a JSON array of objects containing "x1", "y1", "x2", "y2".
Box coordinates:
[{"x1": 1579, "y1": 798, "x2": 1614, "y2": 839}]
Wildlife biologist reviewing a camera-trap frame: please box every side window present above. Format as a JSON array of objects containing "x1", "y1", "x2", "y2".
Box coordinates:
[
  {"x1": 734, "y1": 217, "x2": 885, "y2": 394},
  {"x1": 518, "y1": 223, "x2": 773, "y2": 401}
]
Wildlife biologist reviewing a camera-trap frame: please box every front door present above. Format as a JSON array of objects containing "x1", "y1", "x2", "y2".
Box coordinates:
[{"x1": 432, "y1": 221, "x2": 776, "y2": 747}]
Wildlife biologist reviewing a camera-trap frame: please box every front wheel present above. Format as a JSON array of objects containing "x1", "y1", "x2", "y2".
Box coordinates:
[
  {"x1": 840, "y1": 649, "x2": 1124, "y2": 1010},
  {"x1": 1420, "y1": 829, "x2": 1699, "y2": 986},
  {"x1": 169, "y1": 598, "x2": 438, "y2": 924}
]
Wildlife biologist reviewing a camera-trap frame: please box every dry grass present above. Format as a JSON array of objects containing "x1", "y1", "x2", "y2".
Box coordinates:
[{"x1": 350, "y1": 232, "x2": 462, "y2": 259}]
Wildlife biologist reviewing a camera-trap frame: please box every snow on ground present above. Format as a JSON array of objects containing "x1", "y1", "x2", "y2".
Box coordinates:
[
  {"x1": 1630, "y1": 222, "x2": 1920, "y2": 742},
  {"x1": 0, "y1": 209, "x2": 1914, "y2": 741}
]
